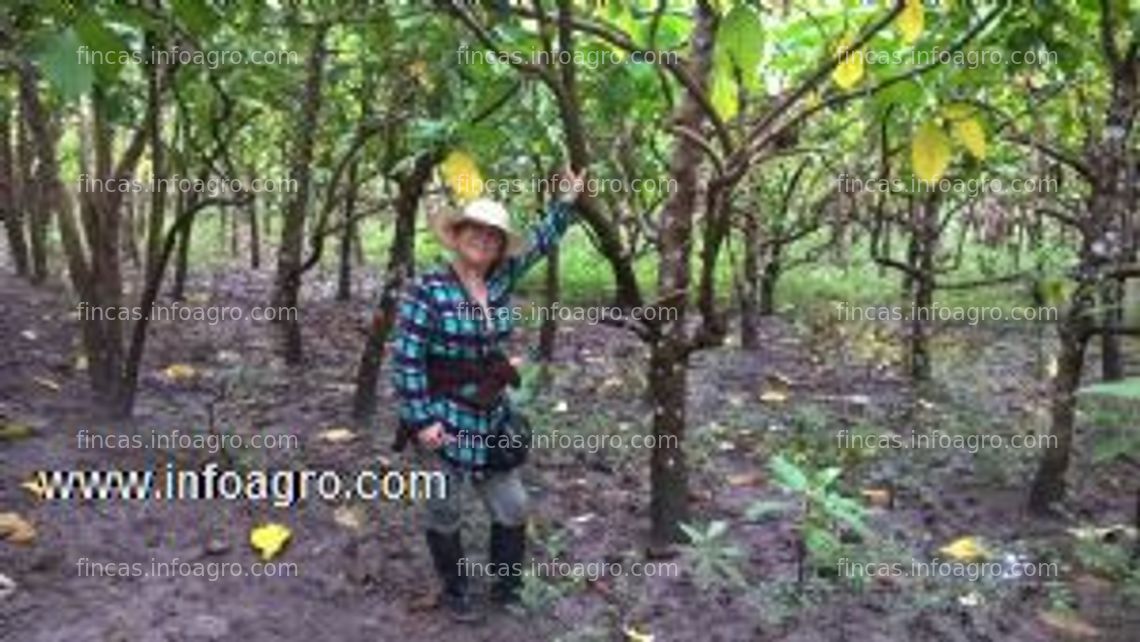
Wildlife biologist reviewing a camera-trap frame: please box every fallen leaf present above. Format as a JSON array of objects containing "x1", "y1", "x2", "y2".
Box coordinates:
[
  {"x1": 333, "y1": 505, "x2": 364, "y2": 531},
  {"x1": 958, "y1": 591, "x2": 984, "y2": 607},
  {"x1": 163, "y1": 364, "x2": 198, "y2": 381},
  {"x1": 20, "y1": 477, "x2": 48, "y2": 500},
  {"x1": 0, "y1": 423, "x2": 34, "y2": 441},
  {"x1": 249, "y1": 523, "x2": 292, "y2": 561},
  {"x1": 74, "y1": 355, "x2": 88, "y2": 372},
  {"x1": 553, "y1": 400, "x2": 569, "y2": 413},
  {"x1": 33, "y1": 377, "x2": 60, "y2": 392},
  {"x1": 0, "y1": 512, "x2": 36, "y2": 544},
  {"x1": 0, "y1": 572, "x2": 15, "y2": 601},
  {"x1": 20, "y1": 330, "x2": 37, "y2": 341},
  {"x1": 728, "y1": 473, "x2": 762, "y2": 487},
  {"x1": 624, "y1": 626, "x2": 654, "y2": 642},
  {"x1": 1038, "y1": 610, "x2": 1101, "y2": 638},
  {"x1": 861, "y1": 488, "x2": 892, "y2": 508},
  {"x1": 318, "y1": 428, "x2": 357, "y2": 444},
  {"x1": 939, "y1": 536, "x2": 991, "y2": 562},
  {"x1": 760, "y1": 390, "x2": 788, "y2": 404}
]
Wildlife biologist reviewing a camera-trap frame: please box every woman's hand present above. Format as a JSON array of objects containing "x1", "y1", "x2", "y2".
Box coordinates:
[
  {"x1": 417, "y1": 422, "x2": 452, "y2": 449},
  {"x1": 554, "y1": 165, "x2": 588, "y2": 204}
]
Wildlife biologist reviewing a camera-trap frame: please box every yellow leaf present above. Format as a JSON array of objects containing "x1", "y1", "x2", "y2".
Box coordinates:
[
  {"x1": 710, "y1": 69, "x2": 739, "y2": 121},
  {"x1": 408, "y1": 60, "x2": 432, "y2": 89},
  {"x1": 0, "y1": 512, "x2": 37, "y2": 544},
  {"x1": 939, "y1": 536, "x2": 990, "y2": 562},
  {"x1": 317, "y1": 427, "x2": 357, "y2": 444},
  {"x1": 759, "y1": 389, "x2": 788, "y2": 404},
  {"x1": 249, "y1": 523, "x2": 292, "y2": 561},
  {"x1": 832, "y1": 35, "x2": 864, "y2": 90},
  {"x1": 624, "y1": 627, "x2": 654, "y2": 642},
  {"x1": 440, "y1": 151, "x2": 483, "y2": 202},
  {"x1": 0, "y1": 423, "x2": 34, "y2": 441},
  {"x1": 898, "y1": 0, "x2": 924, "y2": 44},
  {"x1": 911, "y1": 121, "x2": 951, "y2": 183},
  {"x1": 21, "y1": 476, "x2": 48, "y2": 500},
  {"x1": 941, "y1": 102, "x2": 972, "y2": 121},
  {"x1": 163, "y1": 363, "x2": 198, "y2": 381},
  {"x1": 952, "y1": 117, "x2": 987, "y2": 160}
]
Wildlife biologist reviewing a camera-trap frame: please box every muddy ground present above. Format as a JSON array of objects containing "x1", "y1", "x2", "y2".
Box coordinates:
[{"x1": 1, "y1": 265, "x2": 1137, "y2": 642}]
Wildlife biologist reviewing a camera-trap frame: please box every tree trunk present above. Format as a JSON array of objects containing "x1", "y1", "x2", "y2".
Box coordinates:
[
  {"x1": 648, "y1": 338, "x2": 690, "y2": 551},
  {"x1": 248, "y1": 190, "x2": 260, "y2": 269},
  {"x1": 539, "y1": 243, "x2": 560, "y2": 361},
  {"x1": 0, "y1": 99, "x2": 30, "y2": 277},
  {"x1": 336, "y1": 159, "x2": 359, "y2": 302},
  {"x1": 171, "y1": 192, "x2": 191, "y2": 301},
  {"x1": 759, "y1": 242, "x2": 783, "y2": 317},
  {"x1": 17, "y1": 90, "x2": 47, "y2": 283},
  {"x1": 1100, "y1": 279, "x2": 1125, "y2": 380},
  {"x1": 1029, "y1": 298, "x2": 1091, "y2": 512},
  {"x1": 273, "y1": 26, "x2": 328, "y2": 365},
  {"x1": 739, "y1": 207, "x2": 760, "y2": 349},
  {"x1": 352, "y1": 151, "x2": 437, "y2": 421},
  {"x1": 647, "y1": 0, "x2": 714, "y2": 551}
]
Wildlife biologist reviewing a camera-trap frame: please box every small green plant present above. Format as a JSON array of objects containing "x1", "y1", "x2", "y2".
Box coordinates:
[
  {"x1": 678, "y1": 520, "x2": 748, "y2": 591},
  {"x1": 747, "y1": 454, "x2": 872, "y2": 588}
]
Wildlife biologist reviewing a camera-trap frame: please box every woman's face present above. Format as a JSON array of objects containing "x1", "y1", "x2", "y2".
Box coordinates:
[{"x1": 454, "y1": 221, "x2": 505, "y2": 271}]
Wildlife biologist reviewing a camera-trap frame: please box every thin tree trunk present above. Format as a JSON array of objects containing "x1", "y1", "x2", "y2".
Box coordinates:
[
  {"x1": 248, "y1": 190, "x2": 260, "y2": 269},
  {"x1": 759, "y1": 243, "x2": 782, "y2": 317},
  {"x1": 336, "y1": 159, "x2": 359, "y2": 302},
  {"x1": 0, "y1": 99, "x2": 30, "y2": 277},
  {"x1": 647, "y1": 0, "x2": 714, "y2": 551},
  {"x1": 352, "y1": 151, "x2": 437, "y2": 421},
  {"x1": 539, "y1": 243, "x2": 560, "y2": 361},
  {"x1": 18, "y1": 97, "x2": 47, "y2": 283},
  {"x1": 273, "y1": 26, "x2": 328, "y2": 365},
  {"x1": 1100, "y1": 279, "x2": 1125, "y2": 380},
  {"x1": 739, "y1": 207, "x2": 759, "y2": 349},
  {"x1": 171, "y1": 192, "x2": 191, "y2": 301}
]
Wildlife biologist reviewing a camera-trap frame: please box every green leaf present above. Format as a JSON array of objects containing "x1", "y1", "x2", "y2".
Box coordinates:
[
  {"x1": 1092, "y1": 432, "x2": 1140, "y2": 463},
  {"x1": 74, "y1": 13, "x2": 128, "y2": 84},
  {"x1": 1081, "y1": 378, "x2": 1140, "y2": 400},
  {"x1": 33, "y1": 28, "x2": 95, "y2": 102},
  {"x1": 715, "y1": 4, "x2": 763, "y2": 91},
  {"x1": 171, "y1": 0, "x2": 220, "y2": 37},
  {"x1": 745, "y1": 500, "x2": 791, "y2": 521},
  {"x1": 769, "y1": 454, "x2": 809, "y2": 491}
]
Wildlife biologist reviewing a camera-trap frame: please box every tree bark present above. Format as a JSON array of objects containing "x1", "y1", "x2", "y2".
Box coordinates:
[
  {"x1": 0, "y1": 99, "x2": 29, "y2": 277},
  {"x1": 739, "y1": 207, "x2": 760, "y2": 349},
  {"x1": 352, "y1": 151, "x2": 437, "y2": 421},
  {"x1": 336, "y1": 159, "x2": 359, "y2": 302},
  {"x1": 647, "y1": 0, "x2": 714, "y2": 550},
  {"x1": 273, "y1": 26, "x2": 328, "y2": 365}
]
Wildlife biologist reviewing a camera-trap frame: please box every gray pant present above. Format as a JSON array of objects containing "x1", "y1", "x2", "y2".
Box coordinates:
[{"x1": 414, "y1": 446, "x2": 528, "y2": 533}]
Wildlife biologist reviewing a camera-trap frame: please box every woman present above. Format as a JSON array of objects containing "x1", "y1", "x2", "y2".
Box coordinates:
[{"x1": 390, "y1": 166, "x2": 586, "y2": 621}]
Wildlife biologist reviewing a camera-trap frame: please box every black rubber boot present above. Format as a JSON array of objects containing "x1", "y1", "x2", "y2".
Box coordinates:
[
  {"x1": 489, "y1": 523, "x2": 527, "y2": 605},
  {"x1": 425, "y1": 530, "x2": 482, "y2": 623}
]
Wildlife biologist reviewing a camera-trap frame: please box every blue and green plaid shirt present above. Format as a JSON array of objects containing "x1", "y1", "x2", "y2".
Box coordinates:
[{"x1": 390, "y1": 200, "x2": 574, "y2": 469}]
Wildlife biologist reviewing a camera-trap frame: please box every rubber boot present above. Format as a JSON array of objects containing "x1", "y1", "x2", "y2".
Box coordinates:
[
  {"x1": 425, "y1": 530, "x2": 482, "y2": 623},
  {"x1": 489, "y1": 523, "x2": 526, "y2": 605}
]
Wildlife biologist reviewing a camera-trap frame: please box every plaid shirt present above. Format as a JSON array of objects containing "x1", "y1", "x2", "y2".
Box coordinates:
[{"x1": 390, "y1": 200, "x2": 574, "y2": 469}]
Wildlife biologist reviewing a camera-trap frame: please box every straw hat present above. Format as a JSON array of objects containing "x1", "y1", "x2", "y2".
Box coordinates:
[{"x1": 432, "y1": 198, "x2": 524, "y2": 256}]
